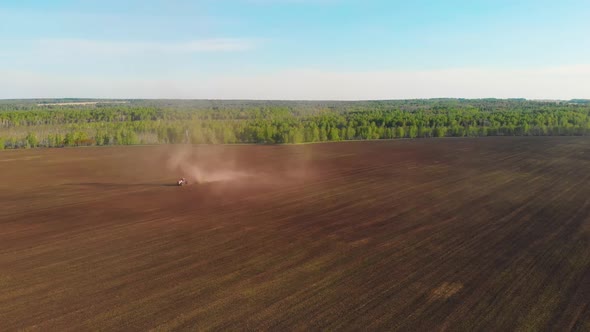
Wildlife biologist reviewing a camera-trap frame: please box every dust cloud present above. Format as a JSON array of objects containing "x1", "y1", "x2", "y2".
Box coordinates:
[
  {"x1": 165, "y1": 145, "x2": 252, "y2": 184},
  {"x1": 164, "y1": 145, "x2": 314, "y2": 186}
]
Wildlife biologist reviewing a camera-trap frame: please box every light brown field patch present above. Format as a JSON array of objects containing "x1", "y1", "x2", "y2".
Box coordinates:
[{"x1": 429, "y1": 282, "x2": 464, "y2": 301}]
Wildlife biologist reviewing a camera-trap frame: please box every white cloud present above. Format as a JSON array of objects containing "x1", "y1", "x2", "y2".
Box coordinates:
[
  {"x1": 37, "y1": 38, "x2": 260, "y2": 56},
  {"x1": 1, "y1": 65, "x2": 589, "y2": 100}
]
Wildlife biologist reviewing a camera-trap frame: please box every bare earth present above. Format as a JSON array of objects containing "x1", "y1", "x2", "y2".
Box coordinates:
[{"x1": 1, "y1": 138, "x2": 589, "y2": 331}]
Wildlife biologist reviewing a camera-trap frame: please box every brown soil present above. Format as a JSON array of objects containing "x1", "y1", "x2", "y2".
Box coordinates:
[{"x1": 1, "y1": 137, "x2": 589, "y2": 331}]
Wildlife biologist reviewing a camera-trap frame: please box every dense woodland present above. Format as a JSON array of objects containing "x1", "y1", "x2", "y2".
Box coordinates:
[{"x1": 1, "y1": 99, "x2": 590, "y2": 149}]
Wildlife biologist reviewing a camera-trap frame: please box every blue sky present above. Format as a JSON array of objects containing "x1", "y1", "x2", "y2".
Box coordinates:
[{"x1": 1, "y1": 0, "x2": 589, "y2": 99}]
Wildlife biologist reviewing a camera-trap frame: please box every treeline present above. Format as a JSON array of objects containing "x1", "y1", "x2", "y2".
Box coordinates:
[{"x1": 1, "y1": 99, "x2": 590, "y2": 149}]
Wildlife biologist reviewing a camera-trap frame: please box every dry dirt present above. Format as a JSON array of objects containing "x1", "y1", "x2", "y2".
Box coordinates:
[{"x1": 1, "y1": 138, "x2": 590, "y2": 331}]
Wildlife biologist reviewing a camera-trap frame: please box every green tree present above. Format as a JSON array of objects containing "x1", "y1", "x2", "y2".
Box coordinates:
[
  {"x1": 101, "y1": 134, "x2": 110, "y2": 146},
  {"x1": 329, "y1": 127, "x2": 340, "y2": 141},
  {"x1": 320, "y1": 126, "x2": 328, "y2": 141},
  {"x1": 191, "y1": 128, "x2": 205, "y2": 144},
  {"x1": 419, "y1": 126, "x2": 432, "y2": 138},
  {"x1": 74, "y1": 131, "x2": 89, "y2": 145},
  {"x1": 64, "y1": 133, "x2": 74, "y2": 146},
  {"x1": 54, "y1": 134, "x2": 63, "y2": 147},
  {"x1": 395, "y1": 126, "x2": 405, "y2": 138},
  {"x1": 1, "y1": 99, "x2": 590, "y2": 149},
  {"x1": 203, "y1": 127, "x2": 218, "y2": 144},
  {"x1": 25, "y1": 133, "x2": 39, "y2": 148},
  {"x1": 290, "y1": 127, "x2": 305, "y2": 144},
  {"x1": 45, "y1": 135, "x2": 54, "y2": 147},
  {"x1": 222, "y1": 126, "x2": 237, "y2": 144},
  {"x1": 434, "y1": 127, "x2": 448, "y2": 138},
  {"x1": 121, "y1": 130, "x2": 138, "y2": 145},
  {"x1": 166, "y1": 127, "x2": 183, "y2": 143},
  {"x1": 370, "y1": 122, "x2": 380, "y2": 139},
  {"x1": 478, "y1": 126, "x2": 488, "y2": 137},
  {"x1": 346, "y1": 126, "x2": 356, "y2": 140},
  {"x1": 312, "y1": 126, "x2": 320, "y2": 142},
  {"x1": 408, "y1": 125, "x2": 418, "y2": 138},
  {"x1": 523, "y1": 123, "x2": 531, "y2": 136}
]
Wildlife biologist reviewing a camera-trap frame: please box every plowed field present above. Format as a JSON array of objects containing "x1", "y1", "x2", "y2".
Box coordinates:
[{"x1": 1, "y1": 138, "x2": 589, "y2": 331}]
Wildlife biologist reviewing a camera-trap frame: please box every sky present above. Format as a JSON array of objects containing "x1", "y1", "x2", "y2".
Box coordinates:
[{"x1": 0, "y1": 0, "x2": 589, "y2": 100}]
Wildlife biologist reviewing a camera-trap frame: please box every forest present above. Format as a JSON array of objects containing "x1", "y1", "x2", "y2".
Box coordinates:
[{"x1": 1, "y1": 99, "x2": 590, "y2": 149}]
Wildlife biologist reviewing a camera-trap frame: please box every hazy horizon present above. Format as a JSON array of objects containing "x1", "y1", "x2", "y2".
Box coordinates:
[{"x1": 1, "y1": 97, "x2": 587, "y2": 102}]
